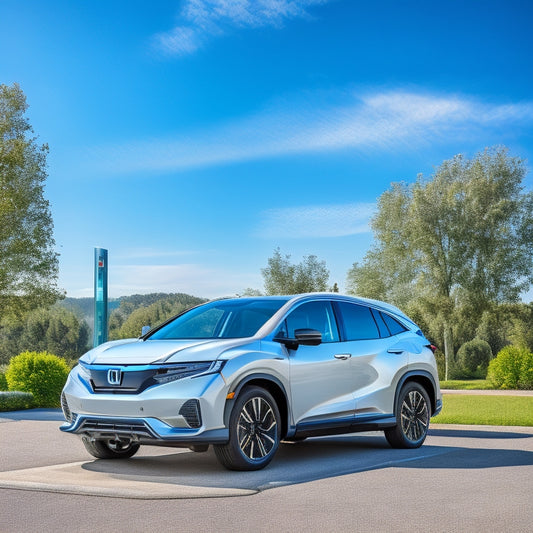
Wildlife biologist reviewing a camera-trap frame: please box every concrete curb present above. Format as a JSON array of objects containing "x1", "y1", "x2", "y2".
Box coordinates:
[{"x1": 441, "y1": 389, "x2": 533, "y2": 396}]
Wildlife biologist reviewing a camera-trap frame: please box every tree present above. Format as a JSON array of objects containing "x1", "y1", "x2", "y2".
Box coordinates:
[
  {"x1": 0, "y1": 307, "x2": 89, "y2": 363},
  {"x1": 347, "y1": 148, "x2": 533, "y2": 379},
  {"x1": 0, "y1": 83, "x2": 62, "y2": 318},
  {"x1": 261, "y1": 248, "x2": 329, "y2": 295}
]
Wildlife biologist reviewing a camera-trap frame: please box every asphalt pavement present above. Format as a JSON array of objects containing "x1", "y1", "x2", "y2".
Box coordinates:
[{"x1": 0, "y1": 409, "x2": 532, "y2": 532}]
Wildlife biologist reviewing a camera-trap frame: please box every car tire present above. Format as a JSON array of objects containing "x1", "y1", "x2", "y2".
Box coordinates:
[
  {"x1": 81, "y1": 436, "x2": 140, "y2": 459},
  {"x1": 385, "y1": 381, "x2": 430, "y2": 449},
  {"x1": 214, "y1": 386, "x2": 281, "y2": 471}
]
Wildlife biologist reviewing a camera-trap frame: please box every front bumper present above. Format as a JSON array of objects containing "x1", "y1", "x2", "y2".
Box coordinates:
[
  {"x1": 60, "y1": 364, "x2": 230, "y2": 446},
  {"x1": 60, "y1": 414, "x2": 228, "y2": 446}
]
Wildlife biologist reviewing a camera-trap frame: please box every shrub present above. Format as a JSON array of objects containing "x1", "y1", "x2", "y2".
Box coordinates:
[
  {"x1": 488, "y1": 346, "x2": 533, "y2": 390},
  {"x1": 5, "y1": 351, "x2": 70, "y2": 407},
  {"x1": 0, "y1": 391, "x2": 34, "y2": 411},
  {"x1": 456, "y1": 338, "x2": 493, "y2": 378},
  {"x1": 0, "y1": 372, "x2": 8, "y2": 391}
]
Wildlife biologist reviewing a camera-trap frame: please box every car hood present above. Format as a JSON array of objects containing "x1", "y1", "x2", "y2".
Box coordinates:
[{"x1": 79, "y1": 337, "x2": 251, "y2": 365}]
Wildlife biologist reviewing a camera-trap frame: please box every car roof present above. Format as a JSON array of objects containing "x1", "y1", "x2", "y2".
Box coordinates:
[{"x1": 214, "y1": 293, "x2": 416, "y2": 327}]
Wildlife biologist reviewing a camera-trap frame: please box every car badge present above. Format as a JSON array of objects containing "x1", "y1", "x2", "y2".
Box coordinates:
[{"x1": 107, "y1": 368, "x2": 122, "y2": 386}]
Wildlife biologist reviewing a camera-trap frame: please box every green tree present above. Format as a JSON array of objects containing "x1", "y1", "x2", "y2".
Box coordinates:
[
  {"x1": 0, "y1": 307, "x2": 89, "y2": 363},
  {"x1": 262, "y1": 248, "x2": 329, "y2": 295},
  {"x1": 0, "y1": 83, "x2": 62, "y2": 319},
  {"x1": 347, "y1": 148, "x2": 533, "y2": 379},
  {"x1": 456, "y1": 338, "x2": 492, "y2": 378}
]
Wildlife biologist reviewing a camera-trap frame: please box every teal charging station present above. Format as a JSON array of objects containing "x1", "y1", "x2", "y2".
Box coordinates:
[{"x1": 93, "y1": 247, "x2": 108, "y2": 347}]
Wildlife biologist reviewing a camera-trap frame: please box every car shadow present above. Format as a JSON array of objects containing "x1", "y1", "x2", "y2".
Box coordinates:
[{"x1": 81, "y1": 429, "x2": 533, "y2": 492}]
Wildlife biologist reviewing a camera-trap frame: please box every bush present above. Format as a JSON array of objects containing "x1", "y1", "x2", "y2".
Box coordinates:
[
  {"x1": 456, "y1": 338, "x2": 493, "y2": 378},
  {"x1": 488, "y1": 346, "x2": 533, "y2": 390},
  {"x1": 0, "y1": 391, "x2": 34, "y2": 411},
  {"x1": 0, "y1": 372, "x2": 8, "y2": 391},
  {"x1": 5, "y1": 351, "x2": 70, "y2": 407}
]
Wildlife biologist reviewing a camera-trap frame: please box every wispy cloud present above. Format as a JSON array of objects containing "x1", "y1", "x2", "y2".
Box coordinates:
[
  {"x1": 85, "y1": 89, "x2": 533, "y2": 176},
  {"x1": 152, "y1": 0, "x2": 330, "y2": 56},
  {"x1": 257, "y1": 202, "x2": 375, "y2": 239},
  {"x1": 110, "y1": 263, "x2": 261, "y2": 298},
  {"x1": 113, "y1": 248, "x2": 200, "y2": 260}
]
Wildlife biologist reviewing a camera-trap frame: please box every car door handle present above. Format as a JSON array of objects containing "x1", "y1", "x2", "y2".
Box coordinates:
[
  {"x1": 387, "y1": 348, "x2": 404, "y2": 354},
  {"x1": 334, "y1": 353, "x2": 352, "y2": 360}
]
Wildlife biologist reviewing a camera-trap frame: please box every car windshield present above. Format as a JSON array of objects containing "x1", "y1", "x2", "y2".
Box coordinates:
[{"x1": 148, "y1": 298, "x2": 290, "y2": 340}]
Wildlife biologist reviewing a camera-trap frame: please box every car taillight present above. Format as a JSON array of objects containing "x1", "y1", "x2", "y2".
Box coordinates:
[{"x1": 426, "y1": 344, "x2": 438, "y2": 354}]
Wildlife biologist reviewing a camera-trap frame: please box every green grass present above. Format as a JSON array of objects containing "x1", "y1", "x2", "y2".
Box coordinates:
[
  {"x1": 440, "y1": 379, "x2": 495, "y2": 390},
  {"x1": 432, "y1": 395, "x2": 533, "y2": 426}
]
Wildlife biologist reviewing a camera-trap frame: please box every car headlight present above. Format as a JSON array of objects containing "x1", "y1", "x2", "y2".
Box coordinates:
[{"x1": 153, "y1": 360, "x2": 225, "y2": 384}]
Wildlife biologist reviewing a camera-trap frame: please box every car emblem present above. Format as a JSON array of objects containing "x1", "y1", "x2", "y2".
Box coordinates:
[{"x1": 107, "y1": 368, "x2": 122, "y2": 386}]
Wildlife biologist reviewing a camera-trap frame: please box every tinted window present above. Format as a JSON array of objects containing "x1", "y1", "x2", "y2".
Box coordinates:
[
  {"x1": 149, "y1": 298, "x2": 289, "y2": 340},
  {"x1": 380, "y1": 312, "x2": 408, "y2": 336},
  {"x1": 281, "y1": 301, "x2": 340, "y2": 343},
  {"x1": 371, "y1": 308, "x2": 390, "y2": 337},
  {"x1": 338, "y1": 302, "x2": 379, "y2": 340}
]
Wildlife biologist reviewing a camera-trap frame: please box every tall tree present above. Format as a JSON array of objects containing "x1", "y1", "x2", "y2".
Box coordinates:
[
  {"x1": 0, "y1": 83, "x2": 62, "y2": 318},
  {"x1": 347, "y1": 148, "x2": 533, "y2": 379},
  {"x1": 262, "y1": 248, "x2": 329, "y2": 295}
]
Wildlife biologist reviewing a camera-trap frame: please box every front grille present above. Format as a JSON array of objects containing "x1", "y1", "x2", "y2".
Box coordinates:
[
  {"x1": 89, "y1": 368, "x2": 159, "y2": 394},
  {"x1": 179, "y1": 399, "x2": 202, "y2": 428},
  {"x1": 79, "y1": 419, "x2": 156, "y2": 439}
]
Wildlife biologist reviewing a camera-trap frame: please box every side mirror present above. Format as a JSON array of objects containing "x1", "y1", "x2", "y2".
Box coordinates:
[
  {"x1": 295, "y1": 328, "x2": 322, "y2": 346},
  {"x1": 274, "y1": 328, "x2": 322, "y2": 350},
  {"x1": 141, "y1": 325, "x2": 151, "y2": 336}
]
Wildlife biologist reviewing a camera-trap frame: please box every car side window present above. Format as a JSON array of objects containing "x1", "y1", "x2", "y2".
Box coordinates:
[
  {"x1": 337, "y1": 302, "x2": 380, "y2": 340},
  {"x1": 282, "y1": 301, "x2": 340, "y2": 343},
  {"x1": 380, "y1": 312, "x2": 407, "y2": 336},
  {"x1": 371, "y1": 308, "x2": 390, "y2": 337}
]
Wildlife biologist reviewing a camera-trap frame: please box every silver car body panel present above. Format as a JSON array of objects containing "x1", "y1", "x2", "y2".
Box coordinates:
[{"x1": 60, "y1": 293, "x2": 441, "y2": 446}]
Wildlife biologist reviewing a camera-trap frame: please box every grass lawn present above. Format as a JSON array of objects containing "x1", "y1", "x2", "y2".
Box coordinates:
[
  {"x1": 439, "y1": 379, "x2": 494, "y2": 390},
  {"x1": 432, "y1": 395, "x2": 533, "y2": 426}
]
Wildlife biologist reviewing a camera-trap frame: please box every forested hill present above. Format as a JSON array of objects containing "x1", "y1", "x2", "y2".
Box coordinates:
[{"x1": 59, "y1": 293, "x2": 207, "y2": 338}]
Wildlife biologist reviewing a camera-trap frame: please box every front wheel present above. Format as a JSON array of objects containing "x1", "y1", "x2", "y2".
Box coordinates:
[
  {"x1": 385, "y1": 382, "x2": 430, "y2": 449},
  {"x1": 214, "y1": 386, "x2": 281, "y2": 471},
  {"x1": 81, "y1": 436, "x2": 140, "y2": 459}
]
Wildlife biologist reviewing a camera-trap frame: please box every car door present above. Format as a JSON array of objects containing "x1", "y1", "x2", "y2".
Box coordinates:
[
  {"x1": 280, "y1": 300, "x2": 356, "y2": 426},
  {"x1": 335, "y1": 301, "x2": 409, "y2": 417}
]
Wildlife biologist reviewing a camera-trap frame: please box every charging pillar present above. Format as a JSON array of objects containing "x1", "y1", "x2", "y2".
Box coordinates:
[{"x1": 93, "y1": 247, "x2": 108, "y2": 347}]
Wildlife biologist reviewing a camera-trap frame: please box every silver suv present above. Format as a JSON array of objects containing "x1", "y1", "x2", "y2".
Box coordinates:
[{"x1": 60, "y1": 294, "x2": 442, "y2": 471}]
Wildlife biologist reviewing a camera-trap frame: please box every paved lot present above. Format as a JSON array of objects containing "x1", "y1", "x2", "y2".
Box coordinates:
[{"x1": 0, "y1": 410, "x2": 532, "y2": 532}]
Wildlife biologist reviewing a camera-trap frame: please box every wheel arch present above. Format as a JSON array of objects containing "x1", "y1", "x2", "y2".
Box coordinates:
[
  {"x1": 396, "y1": 371, "x2": 438, "y2": 415},
  {"x1": 224, "y1": 374, "x2": 290, "y2": 439}
]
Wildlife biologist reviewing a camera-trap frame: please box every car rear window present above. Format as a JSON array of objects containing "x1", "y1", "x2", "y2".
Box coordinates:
[{"x1": 380, "y1": 312, "x2": 408, "y2": 336}]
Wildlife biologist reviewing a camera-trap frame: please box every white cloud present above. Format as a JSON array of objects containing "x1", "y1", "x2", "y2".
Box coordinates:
[
  {"x1": 114, "y1": 248, "x2": 200, "y2": 260},
  {"x1": 109, "y1": 263, "x2": 262, "y2": 298},
  {"x1": 152, "y1": 0, "x2": 330, "y2": 56},
  {"x1": 85, "y1": 89, "x2": 533, "y2": 176},
  {"x1": 257, "y1": 202, "x2": 375, "y2": 239}
]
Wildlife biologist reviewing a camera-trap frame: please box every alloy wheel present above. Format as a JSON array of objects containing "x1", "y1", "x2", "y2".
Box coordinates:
[
  {"x1": 400, "y1": 389, "x2": 429, "y2": 442},
  {"x1": 237, "y1": 396, "x2": 278, "y2": 460}
]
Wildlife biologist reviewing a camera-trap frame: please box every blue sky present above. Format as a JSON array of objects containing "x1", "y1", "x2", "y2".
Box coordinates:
[{"x1": 1, "y1": 0, "x2": 533, "y2": 299}]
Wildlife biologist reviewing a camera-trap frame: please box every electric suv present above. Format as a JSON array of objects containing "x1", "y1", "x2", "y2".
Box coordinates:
[{"x1": 60, "y1": 294, "x2": 442, "y2": 471}]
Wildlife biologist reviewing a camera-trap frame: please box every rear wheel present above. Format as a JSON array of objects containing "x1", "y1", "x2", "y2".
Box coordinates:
[
  {"x1": 385, "y1": 382, "x2": 430, "y2": 449},
  {"x1": 81, "y1": 436, "x2": 140, "y2": 459},
  {"x1": 214, "y1": 386, "x2": 281, "y2": 471}
]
